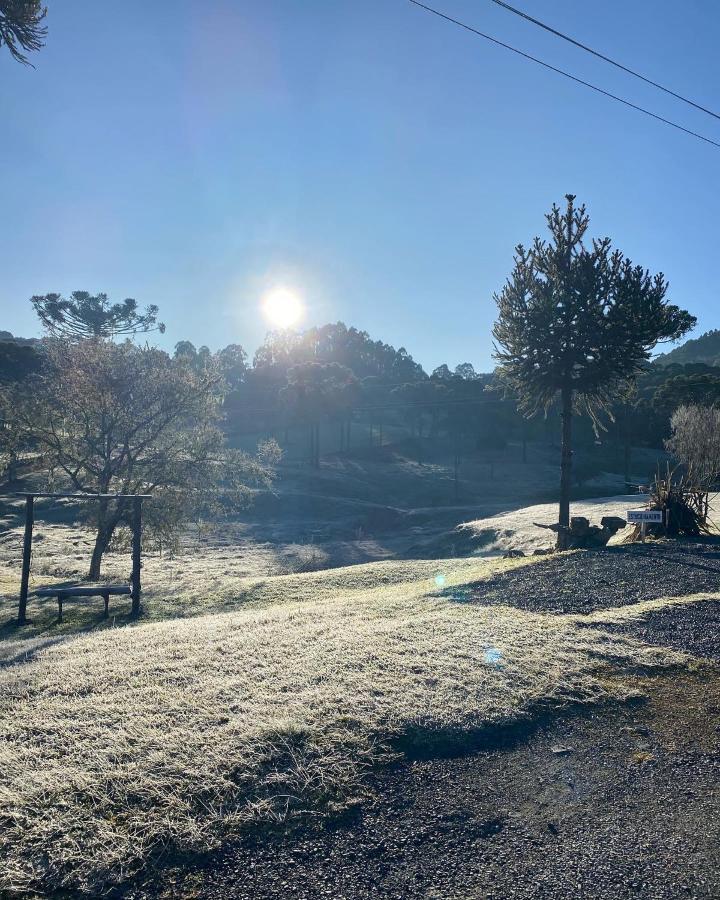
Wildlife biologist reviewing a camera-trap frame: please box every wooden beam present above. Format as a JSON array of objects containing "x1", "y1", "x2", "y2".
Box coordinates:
[
  {"x1": 10, "y1": 492, "x2": 152, "y2": 500},
  {"x1": 18, "y1": 495, "x2": 34, "y2": 625}
]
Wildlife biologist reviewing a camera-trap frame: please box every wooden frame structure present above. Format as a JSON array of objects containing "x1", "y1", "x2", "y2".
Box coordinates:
[{"x1": 13, "y1": 492, "x2": 151, "y2": 625}]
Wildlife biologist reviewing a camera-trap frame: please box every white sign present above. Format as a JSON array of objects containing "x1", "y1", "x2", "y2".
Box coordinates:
[{"x1": 627, "y1": 509, "x2": 664, "y2": 524}]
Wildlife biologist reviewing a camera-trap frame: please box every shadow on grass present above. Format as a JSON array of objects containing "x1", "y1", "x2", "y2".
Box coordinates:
[
  {"x1": 391, "y1": 691, "x2": 647, "y2": 761},
  {"x1": 0, "y1": 593, "x2": 137, "y2": 661}
]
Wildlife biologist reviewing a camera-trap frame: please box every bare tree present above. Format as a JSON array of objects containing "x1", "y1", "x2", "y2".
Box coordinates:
[
  {"x1": 666, "y1": 404, "x2": 720, "y2": 489},
  {"x1": 6, "y1": 339, "x2": 279, "y2": 578}
]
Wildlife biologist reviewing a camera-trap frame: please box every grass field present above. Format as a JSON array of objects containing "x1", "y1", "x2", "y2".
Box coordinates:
[{"x1": 0, "y1": 548, "x2": 699, "y2": 896}]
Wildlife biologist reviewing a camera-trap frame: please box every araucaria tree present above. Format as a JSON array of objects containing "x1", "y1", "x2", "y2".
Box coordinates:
[
  {"x1": 31, "y1": 291, "x2": 165, "y2": 339},
  {"x1": 8, "y1": 339, "x2": 279, "y2": 578},
  {"x1": 493, "y1": 195, "x2": 695, "y2": 545},
  {"x1": 0, "y1": 1, "x2": 47, "y2": 64}
]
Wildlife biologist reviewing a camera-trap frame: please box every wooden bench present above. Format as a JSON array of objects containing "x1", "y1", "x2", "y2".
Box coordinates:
[{"x1": 35, "y1": 585, "x2": 132, "y2": 622}]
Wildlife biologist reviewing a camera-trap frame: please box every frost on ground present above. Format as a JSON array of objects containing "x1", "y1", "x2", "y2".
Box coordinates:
[
  {"x1": 0, "y1": 555, "x2": 694, "y2": 896},
  {"x1": 461, "y1": 495, "x2": 647, "y2": 555}
]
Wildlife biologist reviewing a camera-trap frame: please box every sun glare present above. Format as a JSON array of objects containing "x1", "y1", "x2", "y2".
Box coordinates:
[{"x1": 262, "y1": 287, "x2": 304, "y2": 329}]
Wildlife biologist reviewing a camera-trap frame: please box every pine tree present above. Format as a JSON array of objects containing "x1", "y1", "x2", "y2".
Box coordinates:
[{"x1": 493, "y1": 195, "x2": 695, "y2": 545}]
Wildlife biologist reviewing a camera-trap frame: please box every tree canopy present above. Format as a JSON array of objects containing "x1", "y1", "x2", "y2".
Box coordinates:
[
  {"x1": 0, "y1": 1, "x2": 46, "y2": 64},
  {"x1": 493, "y1": 195, "x2": 695, "y2": 427},
  {"x1": 253, "y1": 322, "x2": 425, "y2": 383},
  {"x1": 31, "y1": 292, "x2": 165, "y2": 339}
]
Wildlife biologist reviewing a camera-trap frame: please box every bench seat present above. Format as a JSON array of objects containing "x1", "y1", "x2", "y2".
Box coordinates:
[{"x1": 35, "y1": 585, "x2": 131, "y2": 621}]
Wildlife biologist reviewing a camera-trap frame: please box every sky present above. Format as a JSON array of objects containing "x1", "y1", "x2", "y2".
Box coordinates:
[{"x1": 1, "y1": 0, "x2": 719, "y2": 373}]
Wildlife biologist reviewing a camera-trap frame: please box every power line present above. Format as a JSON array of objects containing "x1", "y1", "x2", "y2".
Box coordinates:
[
  {"x1": 488, "y1": 0, "x2": 720, "y2": 123},
  {"x1": 407, "y1": 0, "x2": 720, "y2": 150}
]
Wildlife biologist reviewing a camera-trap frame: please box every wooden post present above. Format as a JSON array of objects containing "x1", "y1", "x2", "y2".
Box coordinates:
[
  {"x1": 131, "y1": 497, "x2": 142, "y2": 616},
  {"x1": 18, "y1": 494, "x2": 34, "y2": 625}
]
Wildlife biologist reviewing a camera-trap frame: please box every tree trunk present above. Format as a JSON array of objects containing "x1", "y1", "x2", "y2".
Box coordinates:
[
  {"x1": 623, "y1": 404, "x2": 631, "y2": 487},
  {"x1": 558, "y1": 386, "x2": 573, "y2": 547},
  {"x1": 88, "y1": 500, "x2": 121, "y2": 580}
]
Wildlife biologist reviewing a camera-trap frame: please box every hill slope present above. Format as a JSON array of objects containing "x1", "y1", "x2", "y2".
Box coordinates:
[
  {"x1": 0, "y1": 553, "x2": 687, "y2": 896},
  {"x1": 654, "y1": 329, "x2": 720, "y2": 367}
]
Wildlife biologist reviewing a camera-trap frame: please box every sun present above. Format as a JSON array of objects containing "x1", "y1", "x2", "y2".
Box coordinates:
[{"x1": 262, "y1": 287, "x2": 304, "y2": 329}]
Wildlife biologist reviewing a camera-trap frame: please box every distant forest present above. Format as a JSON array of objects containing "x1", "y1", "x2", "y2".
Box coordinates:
[{"x1": 2, "y1": 322, "x2": 720, "y2": 475}]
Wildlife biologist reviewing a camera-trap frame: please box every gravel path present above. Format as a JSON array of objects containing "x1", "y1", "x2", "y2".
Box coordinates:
[
  {"x1": 177, "y1": 674, "x2": 720, "y2": 900},
  {"x1": 461, "y1": 542, "x2": 720, "y2": 614}
]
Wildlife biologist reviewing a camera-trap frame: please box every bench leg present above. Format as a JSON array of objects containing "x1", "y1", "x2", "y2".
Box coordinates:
[
  {"x1": 103, "y1": 593, "x2": 110, "y2": 619},
  {"x1": 57, "y1": 595, "x2": 63, "y2": 623}
]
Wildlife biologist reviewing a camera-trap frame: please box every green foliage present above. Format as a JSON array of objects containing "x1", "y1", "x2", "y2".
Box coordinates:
[
  {"x1": 0, "y1": 0, "x2": 46, "y2": 64},
  {"x1": 32, "y1": 291, "x2": 165, "y2": 339},
  {"x1": 653, "y1": 373, "x2": 720, "y2": 409},
  {"x1": 254, "y1": 321, "x2": 425, "y2": 382},
  {"x1": 493, "y1": 195, "x2": 695, "y2": 427},
  {"x1": 0, "y1": 339, "x2": 42, "y2": 384},
  {"x1": 0, "y1": 339, "x2": 44, "y2": 480}
]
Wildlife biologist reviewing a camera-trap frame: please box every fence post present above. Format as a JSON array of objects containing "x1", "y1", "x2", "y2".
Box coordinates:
[
  {"x1": 131, "y1": 497, "x2": 142, "y2": 616},
  {"x1": 18, "y1": 494, "x2": 34, "y2": 625}
]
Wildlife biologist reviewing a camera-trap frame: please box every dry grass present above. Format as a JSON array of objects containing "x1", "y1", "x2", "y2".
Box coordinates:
[{"x1": 0, "y1": 555, "x2": 694, "y2": 896}]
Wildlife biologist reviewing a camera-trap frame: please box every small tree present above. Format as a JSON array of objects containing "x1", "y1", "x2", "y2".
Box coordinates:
[
  {"x1": 31, "y1": 291, "x2": 165, "y2": 339},
  {"x1": 493, "y1": 195, "x2": 694, "y2": 545},
  {"x1": 666, "y1": 404, "x2": 720, "y2": 489},
  {"x1": 7, "y1": 339, "x2": 278, "y2": 578},
  {"x1": 0, "y1": 1, "x2": 46, "y2": 64}
]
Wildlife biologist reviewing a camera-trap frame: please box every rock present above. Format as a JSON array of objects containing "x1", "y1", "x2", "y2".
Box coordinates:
[
  {"x1": 601, "y1": 516, "x2": 628, "y2": 534},
  {"x1": 570, "y1": 516, "x2": 590, "y2": 536},
  {"x1": 503, "y1": 549, "x2": 526, "y2": 559}
]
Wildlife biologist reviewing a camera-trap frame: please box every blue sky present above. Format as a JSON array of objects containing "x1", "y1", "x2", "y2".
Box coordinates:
[{"x1": 1, "y1": 0, "x2": 719, "y2": 372}]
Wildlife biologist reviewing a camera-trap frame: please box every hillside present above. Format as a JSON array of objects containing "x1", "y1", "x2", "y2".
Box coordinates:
[{"x1": 654, "y1": 328, "x2": 720, "y2": 367}]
